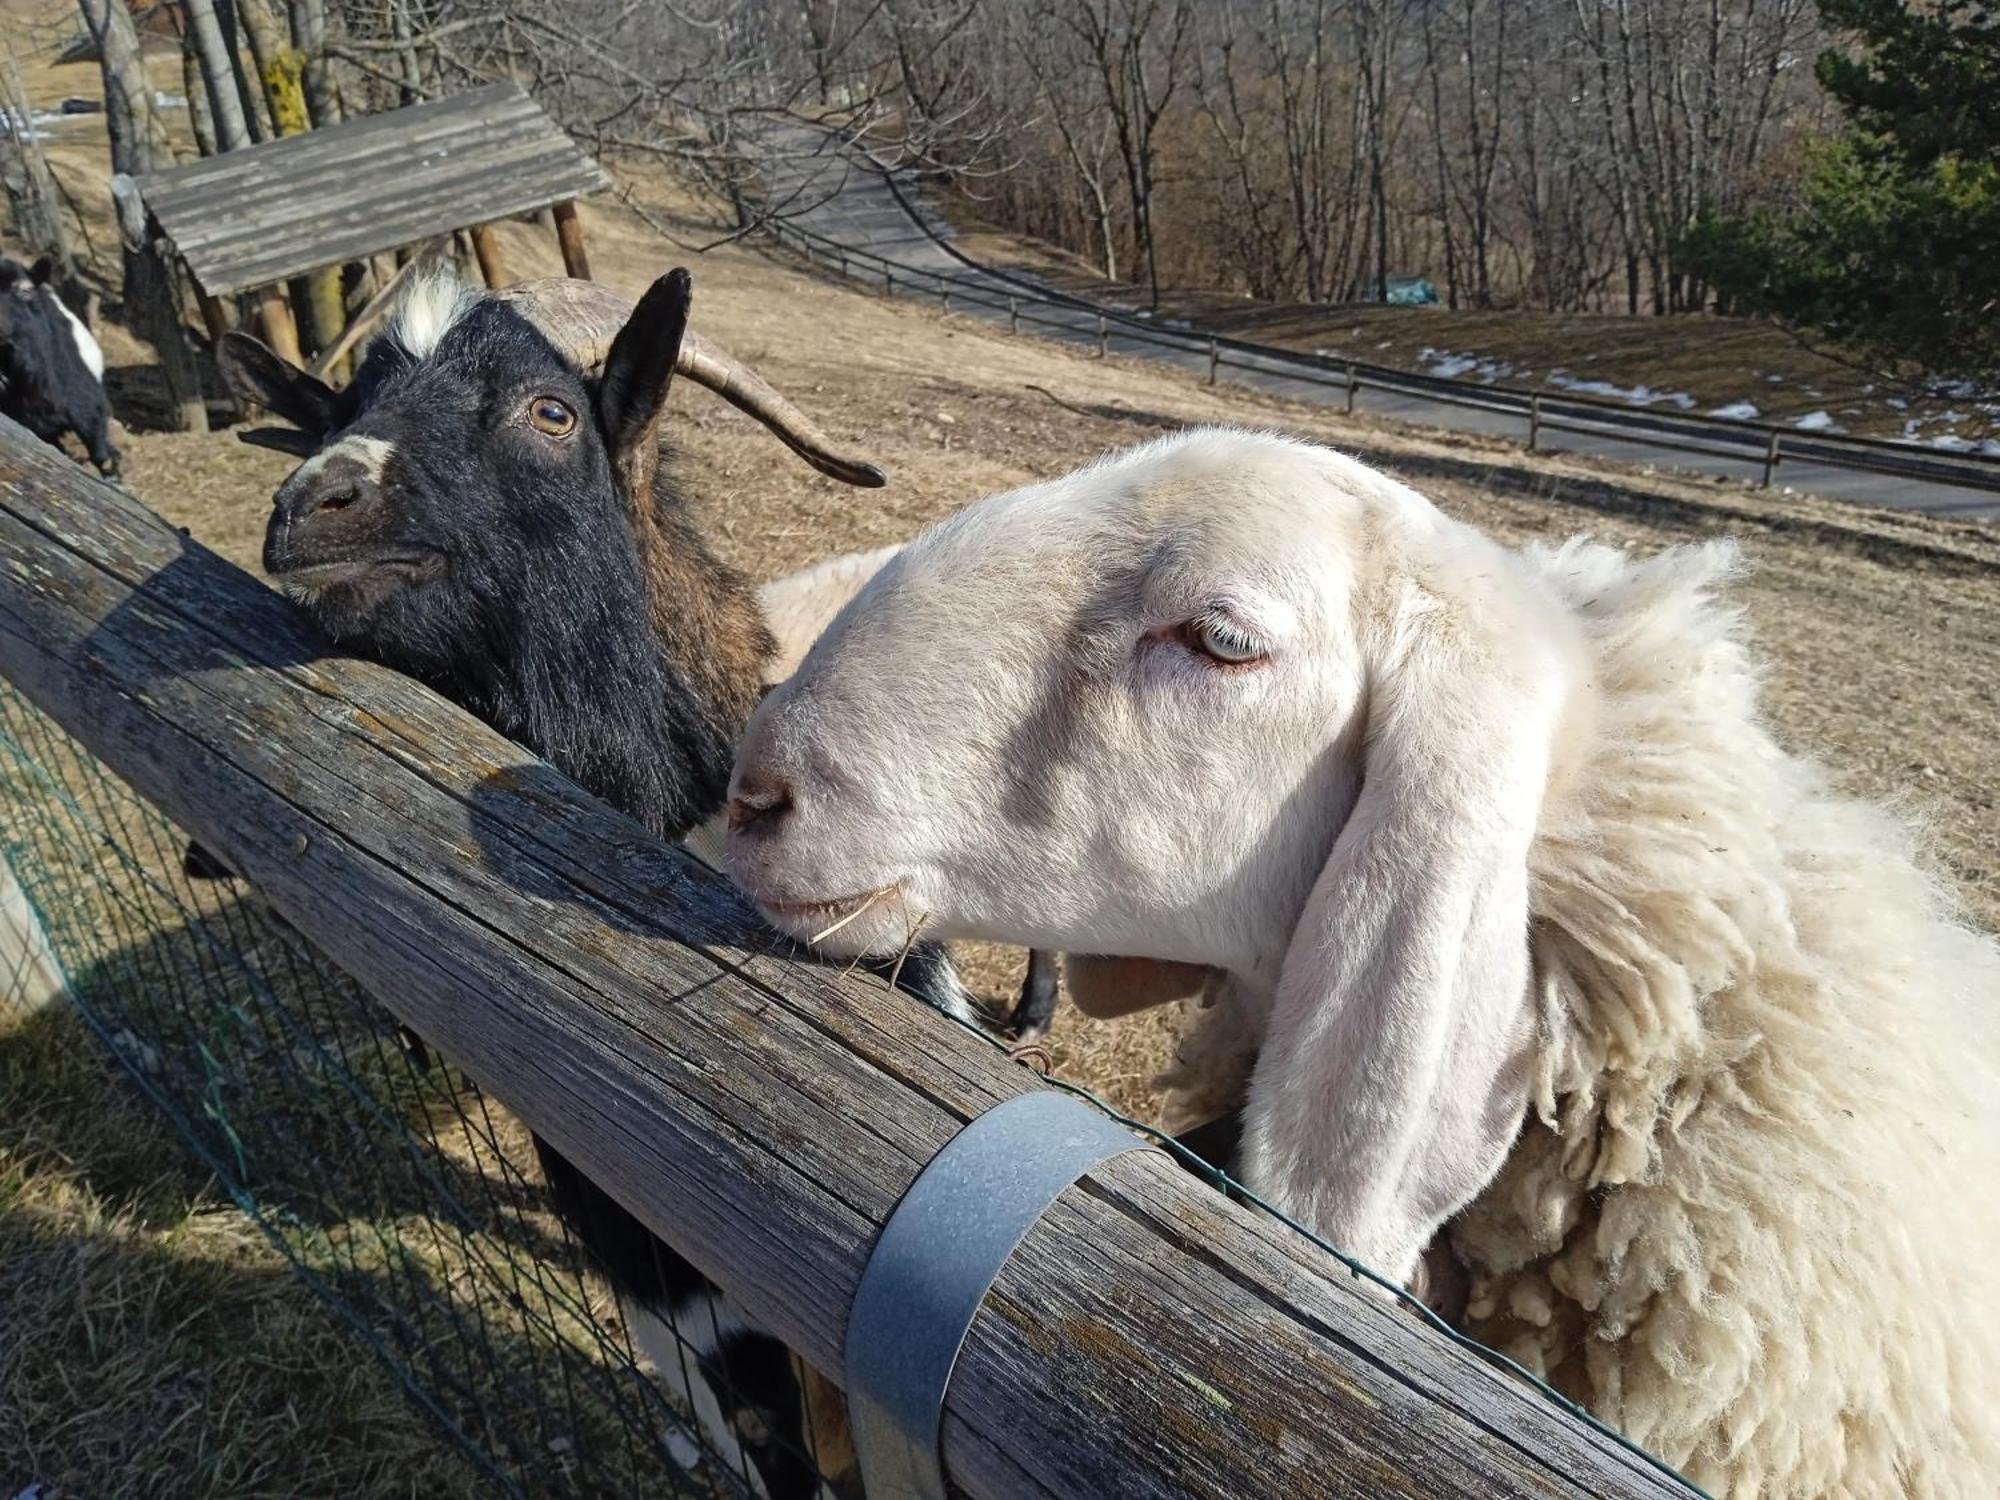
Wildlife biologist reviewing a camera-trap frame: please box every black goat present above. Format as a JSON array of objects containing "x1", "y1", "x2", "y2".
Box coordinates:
[
  {"x1": 0, "y1": 255, "x2": 118, "y2": 479},
  {"x1": 219, "y1": 269, "x2": 926, "y2": 1500}
]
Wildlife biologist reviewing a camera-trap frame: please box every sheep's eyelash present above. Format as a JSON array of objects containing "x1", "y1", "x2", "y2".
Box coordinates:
[{"x1": 1144, "y1": 612, "x2": 1272, "y2": 671}]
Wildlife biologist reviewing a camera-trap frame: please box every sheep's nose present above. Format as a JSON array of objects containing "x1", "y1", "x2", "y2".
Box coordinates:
[{"x1": 727, "y1": 771, "x2": 794, "y2": 834}]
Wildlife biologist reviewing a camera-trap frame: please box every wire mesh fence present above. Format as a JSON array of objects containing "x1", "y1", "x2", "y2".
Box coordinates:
[{"x1": 0, "y1": 674, "x2": 820, "y2": 1498}]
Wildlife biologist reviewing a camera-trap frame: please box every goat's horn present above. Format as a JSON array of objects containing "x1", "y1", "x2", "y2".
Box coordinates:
[{"x1": 496, "y1": 278, "x2": 887, "y2": 488}]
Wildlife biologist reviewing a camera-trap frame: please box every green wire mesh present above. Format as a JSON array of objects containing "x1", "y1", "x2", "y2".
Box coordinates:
[{"x1": 0, "y1": 677, "x2": 803, "y2": 1499}]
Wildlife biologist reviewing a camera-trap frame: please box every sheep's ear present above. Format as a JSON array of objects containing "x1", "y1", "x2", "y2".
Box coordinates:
[
  {"x1": 1238, "y1": 558, "x2": 1570, "y2": 1285},
  {"x1": 0, "y1": 261, "x2": 19, "y2": 294},
  {"x1": 598, "y1": 267, "x2": 692, "y2": 510},
  {"x1": 217, "y1": 330, "x2": 337, "y2": 441},
  {"x1": 27, "y1": 256, "x2": 54, "y2": 286}
]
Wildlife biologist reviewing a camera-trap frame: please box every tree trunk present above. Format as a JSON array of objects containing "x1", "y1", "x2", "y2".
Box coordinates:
[
  {"x1": 235, "y1": 0, "x2": 341, "y2": 360},
  {"x1": 0, "y1": 41, "x2": 74, "y2": 286},
  {"x1": 184, "y1": 0, "x2": 253, "y2": 151},
  {"x1": 181, "y1": 32, "x2": 220, "y2": 157},
  {"x1": 78, "y1": 0, "x2": 208, "y2": 433},
  {"x1": 286, "y1": 0, "x2": 343, "y2": 128}
]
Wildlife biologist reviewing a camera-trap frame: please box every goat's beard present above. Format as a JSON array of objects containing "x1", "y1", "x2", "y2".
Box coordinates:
[{"x1": 277, "y1": 554, "x2": 442, "y2": 622}]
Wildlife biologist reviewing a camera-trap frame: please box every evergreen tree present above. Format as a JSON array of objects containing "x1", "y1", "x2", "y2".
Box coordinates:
[{"x1": 1682, "y1": 1, "x2": 2000, "y2": 378}]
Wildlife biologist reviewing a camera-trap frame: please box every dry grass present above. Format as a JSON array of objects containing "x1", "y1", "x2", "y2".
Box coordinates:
[
  {"x1": 938, "y1": 199, "x2": 2000, "y2": 445},
  {"x1": 56, "y1": 162, "x2": 1995, "y2": 1109},
  {"x1": 4, "y1": 9, "x2": 1997, "y2": 1487},
  {"x1": 1, "y1": 1004, "x2": 486, "y2": 1500},
  {"x1": 103, "y1": 168, "x2": 2000, "y2": 1121}
]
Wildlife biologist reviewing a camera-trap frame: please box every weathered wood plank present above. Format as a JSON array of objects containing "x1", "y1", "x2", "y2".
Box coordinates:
[
  {"x1": 136, "y1": 83, "x2": 609, "y2": 295},
  {"x1": 0, "y1": 420, "x2": 1696, "y2": 1499}
]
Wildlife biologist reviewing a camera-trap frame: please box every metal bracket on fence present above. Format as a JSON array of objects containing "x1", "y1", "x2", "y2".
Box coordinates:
[{"x1": 844, "y1": 1092, "x2": 1161, "y2": 1500}]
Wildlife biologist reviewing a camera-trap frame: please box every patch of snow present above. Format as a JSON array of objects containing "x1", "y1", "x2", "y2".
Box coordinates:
[
  {"x1": 1765, "y1": 373, "x2": 1786, "y2": 384},
  {"x1": 1547, "y1": 370, "x2": 1696, "y2": 408},
  {"x1": 1709, "y1": 401, "x2": 1761, "y2": 420},
  {"x1": 1793, "y1": 410, "x2": 1841, "y2": 432},
  {"x1": 154, "y1": 90, "x2": 188, "y2": 109},
  {"x1": 1417, "y1": 346, "x2": 1518, "y2": 383},
  {"x1": 0, "y1": 110, "x2": 51, "y2": 142},
  {"x1": 1886, "y1": 397, "x2": 1909, "y2": 410},
  {"x1": 1162, "y1": 316, "x2": 1191, "y2": 330}
]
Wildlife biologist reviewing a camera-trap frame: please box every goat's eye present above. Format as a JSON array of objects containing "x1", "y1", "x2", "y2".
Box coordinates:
[
  {"x1": 1182, "y1": 613, "x2": 1269, "y2": 667},
  {"x1": 527, "y1": 397, "x2": 576, "y2": 437}
]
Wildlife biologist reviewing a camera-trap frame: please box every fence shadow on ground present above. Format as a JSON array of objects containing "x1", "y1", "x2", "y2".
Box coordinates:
[{"x1": 0, "y1": 678, "x2": 739, "y2": 1498}]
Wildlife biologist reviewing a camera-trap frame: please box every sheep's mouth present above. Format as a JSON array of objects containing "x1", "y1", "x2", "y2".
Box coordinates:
[{"x1": 759, "y1": 882, "x2": 909, "y2": 940}]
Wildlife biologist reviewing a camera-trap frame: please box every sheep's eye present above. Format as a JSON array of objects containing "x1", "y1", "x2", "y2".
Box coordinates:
[
  {"x1": 1182, "y1": 614, "x2": 1269, "y2": 667},
  {"x1": 527, "y1": 396, "x2": 576, "y2": 437}
]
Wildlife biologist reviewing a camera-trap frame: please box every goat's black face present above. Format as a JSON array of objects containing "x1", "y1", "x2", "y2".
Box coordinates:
[{"x1": 230, "y1": 295, "x2": 638, "y2": 659}]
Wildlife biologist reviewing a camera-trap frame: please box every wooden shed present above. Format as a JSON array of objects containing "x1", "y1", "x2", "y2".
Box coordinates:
[{"x1": 136, "y1": 81, "x2": 610, "y2": 367}]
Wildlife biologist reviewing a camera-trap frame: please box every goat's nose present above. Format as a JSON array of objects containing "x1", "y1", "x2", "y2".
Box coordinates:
[
  {"x1": 275, "y1": 460, "x2": 380, "y2": 528},
  {"x1": 727, "y1": 771, "x2": 794, "y2": 834}
]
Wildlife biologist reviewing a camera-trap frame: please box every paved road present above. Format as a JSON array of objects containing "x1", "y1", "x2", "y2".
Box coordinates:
[{"x1": 757, "y1": 137, "x2": 2000, "y2": 521}]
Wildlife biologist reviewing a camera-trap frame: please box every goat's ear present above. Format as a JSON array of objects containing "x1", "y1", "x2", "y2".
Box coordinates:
[
  {"x1": 217, "y1": 330, "x2": 337, "y2": 441},
  {"x1": 597, "y1": 267, "x2": 692, "y2": 507},
  {"x1": 1239, "y1": 554, "x2": 1572, "y2": 1285},
  {"x1": 27, "y1": 256, "x2": 54, "y2": 286},
  {"x1": 238, "y1": 426, "x2": 322, "y2": 457},
  {"x1": 0, "y1": 261, "x2": 19, "y2": 294}
]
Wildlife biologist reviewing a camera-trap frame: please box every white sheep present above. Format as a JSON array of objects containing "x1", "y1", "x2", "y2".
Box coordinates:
[{"x1": 721, "y1": 427, "x2": 2000, "y2": 1498}]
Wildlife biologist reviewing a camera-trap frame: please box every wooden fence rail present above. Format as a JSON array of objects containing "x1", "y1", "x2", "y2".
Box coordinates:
[{"x1": 0, "y1": 418, "x2": 1694, "y2": 1499}]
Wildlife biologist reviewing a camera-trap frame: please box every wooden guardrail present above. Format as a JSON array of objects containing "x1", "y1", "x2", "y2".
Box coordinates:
[{"x1": 0, "y1": 418, "x2": 1697, "y2": 1499}]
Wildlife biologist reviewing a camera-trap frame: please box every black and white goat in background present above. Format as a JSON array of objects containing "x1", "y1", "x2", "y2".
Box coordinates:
[
  {"x1": 217, "y1": 269, "x2": 937, "y2": 1500},
  {"x1": 0, "y1": 254, "x2": 118, "y2": 479}
]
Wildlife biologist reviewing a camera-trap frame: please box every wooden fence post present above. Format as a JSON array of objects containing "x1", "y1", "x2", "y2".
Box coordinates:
[
  {"x1": 1762, "y1": 429, "x2": 1782, "y2": 488},
  {"x1": 1009, "y1": 297, "x2": 1019, "y2": 334},
  {"x1": 1529, "y1": 395, "x2": 1542, "y2": 453},
  {"x1": 552, "y1": 199, "x2": 592, "y2": 280},
  {"x1": 469, "y1": 223, "x2": 509, "y2": 290},
  {"x1": 1208, "y1": 337, "x2": 1219, "y2": 385},
  {"x1": 1097, "y1": 313, "x2": 1108, "y2": 357},
  {"x1": 1344, "y1": 363, "x2": 1358, "y2": 416},
  {"x1": 255, "y1": 283, "x2": 304, "y2": 365}
]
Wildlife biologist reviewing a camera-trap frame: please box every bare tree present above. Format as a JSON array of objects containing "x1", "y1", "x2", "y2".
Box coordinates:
[
  {"x1": 1, "y1": 40, "x2": 74, "y2": 286},
  {"x1": 78, "y1": 0, "x2": 207, "y2": 431}
]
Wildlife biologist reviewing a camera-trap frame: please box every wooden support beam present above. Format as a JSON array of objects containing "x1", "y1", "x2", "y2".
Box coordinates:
[
  {"x1": 255, "y1": 284, "x2": 303, "y2": 366},
  {"x1": 469, "y1": 222, "x2": 508, "y2": 290},
  {"x1": 0, "y1": 426, "x2": 1697, "y2": 1500},
  {"x1": 195, "y1": 289, "x2": 230, "y2": 343},
  {"x1": 553, "y1": 198, "x2": 592, "y2": 281}
]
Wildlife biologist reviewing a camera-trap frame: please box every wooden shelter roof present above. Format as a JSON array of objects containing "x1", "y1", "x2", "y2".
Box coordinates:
[{"x1": 136, "y1": 82, "x2": 610, "y2": 296}]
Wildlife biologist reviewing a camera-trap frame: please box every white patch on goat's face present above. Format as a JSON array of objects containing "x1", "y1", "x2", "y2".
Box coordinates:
[
  {"x1": 389, "y1": 272, "x2": 480, "y2": 360},
  {"x1": 289, "y1": 433, "x2": 397, "y2": 489},
  {"x1": 726, "y1": 428, "x2": 1420, "y2": 980}
]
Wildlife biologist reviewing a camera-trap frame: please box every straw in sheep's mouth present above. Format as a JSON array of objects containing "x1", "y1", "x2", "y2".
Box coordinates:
[{"x1": 761, "y1": 882, "x2": 905, "y2": 943}]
